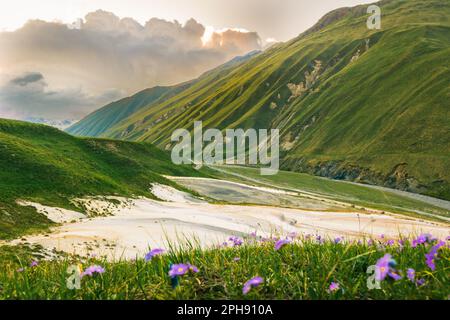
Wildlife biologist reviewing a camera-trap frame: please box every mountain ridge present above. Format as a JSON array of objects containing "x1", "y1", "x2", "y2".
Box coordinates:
[{"x1": 66, "y1": 0, "x2": 450, "y2": 200}]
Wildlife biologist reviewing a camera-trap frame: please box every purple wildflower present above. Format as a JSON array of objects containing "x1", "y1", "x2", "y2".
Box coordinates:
[
  {"x1": 416, "y1": 279, "x2": 426, "y2": 287},
  {"x1": 328, "y1": 282, "x2": 340, "y2": 292},
  {"x1": 82, "y1": 265, "x2": 105, "y2": 277},
  {"x1": 145, "y1": 248, "x2": 165, "y2": 262},
  {"x1": 242, "y1": 276, "x2": 264, "y2": 295},
  {"x1": 30, "y1": 261, "x2": 38, "y2": 268},
  {"x1": 425, "y1": 240, "x2": 446, "y2": 270},
  {"x1": 407, "y1": 268, "x2": 415, "y2": 282},
  {"x1": 189, "y1": 264, "x2": 199, "y2": 273},
  {"x1": 229, "y1": 236, "x2": 243, "y2": 246},
  {"x1": 386, "y1": 240, "x2": 395, "y2": 246},
  {"x1": 375, "y1": 254, "x2": 394, "y2": 281},
  {"x1": 168, "y1": 264, "x2": 189, "y2": 277},
  {"x1": 288, "y1": 232, "x2": 298, "y2": 239},
  {"x1": 368, "y1": 239, "x2": 374, "y2": 246},
  {"x1": 316, "y1": 235, "x2": 325, "y2": 244},
  {"x1": 334, "y1": 237, "x2": 342, "y2": 244},
  {"x1": 412, "y1": 235, "x2": 426, "y2": 247},
  {"x1": 388, "y1": 271, "x2": 402, "y2": 281},
  {"x1": 379, "y1": 234, "x2": 385, "y2": 239},
  {"x1": 274, "y1": 239, "x2": 291, "y2": 251},
  {"x1": 168, "y1": 263, "x2": 199, "y2": 278},
  {"x1": 412, "y1": 233, "x2": 436, "y2": 248},
  {"x1": 233, "y1": 257, "x2": 241, "y2": 262}
]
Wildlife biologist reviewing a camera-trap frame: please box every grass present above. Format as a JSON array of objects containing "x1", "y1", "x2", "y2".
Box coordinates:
[
  {"x1": 0, "y1": 235, "x2": 448, "y2": 300},
  {"x1": 0, "y1": 119, "x2": 204, "y2": 239}
]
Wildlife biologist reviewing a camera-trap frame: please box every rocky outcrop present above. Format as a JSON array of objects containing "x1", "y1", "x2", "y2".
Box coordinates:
[{"x1": 281, "y1": 157, "x2": 447, "y2": 199}]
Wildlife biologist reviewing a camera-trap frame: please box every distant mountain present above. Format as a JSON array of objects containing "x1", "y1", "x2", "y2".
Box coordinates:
[
  {"x1": 66, "y1": 0, "x2": 450, "y2": 200},
  {"x1": 24, "y1": 117, "x2": 77, "y2": 130},
  {"x1": 66, "y1": 85, "x2": 189, "y2": 137}
]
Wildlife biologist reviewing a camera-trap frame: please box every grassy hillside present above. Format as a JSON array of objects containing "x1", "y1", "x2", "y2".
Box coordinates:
[
  {"x1": 0, "y1": 119, "x2": 202, "y2": 239},
  {"x1": 67, "y1": 0, "x2": 450, "y2": 200}
]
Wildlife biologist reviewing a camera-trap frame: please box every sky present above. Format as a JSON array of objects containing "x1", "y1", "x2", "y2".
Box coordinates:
[
  {"x1": 0, "y1": 0, "x2": 374, "y2": 41},
  {"x1": 0, "y1": 0, "x2": 375, "y2": 123}
]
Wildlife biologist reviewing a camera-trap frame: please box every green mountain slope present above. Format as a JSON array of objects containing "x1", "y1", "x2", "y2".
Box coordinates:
[
  {"x1": 66, "y1": 50, "x2": 261, "y2": 138},
  {"x1": 0, "y1": 119, "x2": 201, "y2": 239},
  {"x1": 66, "y1": 83, "x2": 193, "y2": 137},
  {"x1": 67, "y1": 0, "x2": 450, "y2": 200}
]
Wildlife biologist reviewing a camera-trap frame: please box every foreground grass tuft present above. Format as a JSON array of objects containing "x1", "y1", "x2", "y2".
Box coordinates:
[{"x1": 1, "y1": 235, "x2": 448, "y2": 300}]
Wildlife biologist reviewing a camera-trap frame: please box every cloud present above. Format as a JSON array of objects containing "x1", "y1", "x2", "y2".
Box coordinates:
[
  {"x1": 0, "y1": 72, "x2": 122, "y2": 121},
  {"x1": 10, "y1": 72, "x2": 45, "y2": 86},
  {"x1": 0, "y1": 10, "x2": 261, "y2": 122}
]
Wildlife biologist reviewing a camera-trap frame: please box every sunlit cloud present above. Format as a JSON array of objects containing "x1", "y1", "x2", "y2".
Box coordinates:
[{"x1": 0, "y1": 10, "x2": 261, "y2": 122}]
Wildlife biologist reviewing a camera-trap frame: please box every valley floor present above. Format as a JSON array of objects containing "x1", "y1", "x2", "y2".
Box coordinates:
[{"x1": 7, "y1": 178, "x2": 449, "y2": 261}]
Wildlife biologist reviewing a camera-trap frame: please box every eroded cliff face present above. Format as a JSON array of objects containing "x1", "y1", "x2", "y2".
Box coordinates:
[{"x1": 281, "y1": 158, "x2": 449, "y2": 201}]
